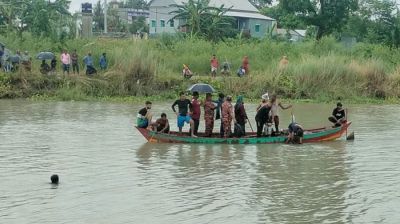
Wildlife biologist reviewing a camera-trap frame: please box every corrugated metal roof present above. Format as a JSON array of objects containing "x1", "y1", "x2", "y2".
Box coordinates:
[
  {"x1": 225, "y1": 10, "x2": 275, "y2": 21},
  {"x1": 174, "y1": 0, "x2": 258, "y2": 12}
]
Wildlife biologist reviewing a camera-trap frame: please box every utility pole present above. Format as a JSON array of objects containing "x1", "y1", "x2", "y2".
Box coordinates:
[{"x1": 104, "y1": 0, "x2": 108, "y2": 33}]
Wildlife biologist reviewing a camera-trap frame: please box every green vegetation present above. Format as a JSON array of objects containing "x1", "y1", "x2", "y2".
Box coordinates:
[{"x1": 1, "y1": 33, "x2": 400, "y2": 103}]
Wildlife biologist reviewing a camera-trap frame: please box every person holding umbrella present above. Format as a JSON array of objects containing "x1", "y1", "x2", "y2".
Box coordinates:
[{"x1": 190, "y1": 91, "x2": 202, "y2": 136}]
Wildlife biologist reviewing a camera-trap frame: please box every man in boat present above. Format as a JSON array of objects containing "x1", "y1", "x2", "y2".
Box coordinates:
[
  {"x1": 204, "y1": 93, "x2": 216, "y2": 137},
  {"x1": 234, "y1": 95, "x2": 248, "y2": 137},
  {"x1": 270, "y1": 94, "x2": 292, "y2": 135},
  {"x1": 329, "y1": 102, "x2": 346, "y2": 127},
  {"x1": 255, "y1": 103, "x2": 272, "y2": 137},
  {"x1": 286, "y1": 122, "x2": 304, "y2": 144},
  {"x1": 215, "y1": 93, "x2": 225, "y2": 137},
  {"x1": 221, "y1": 96, "x2": 235, "y2": 138},
  {"x1": 172, "y1": 92, "x2": 196, "y2": 137},
  {"x1": 137, "y1": 101, "x2": 153, "y2": 128},
  {"x1": 155, "y1": 113, "x2": 170, "y2": 133},
  {"x1": 190, "y1": 91, "x2": 202, "y2": 136}
]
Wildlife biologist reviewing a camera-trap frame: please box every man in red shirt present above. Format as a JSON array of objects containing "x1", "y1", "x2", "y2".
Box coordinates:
[
  {"x1": 210, "y1": 54, "x2": 219, "y2": 78},
  {"x1": 191, "y1": 91, "x2": 202, "y2": 135},
  {"x1": 242, "y1": 56, "x2": 249, "y2": 75}
]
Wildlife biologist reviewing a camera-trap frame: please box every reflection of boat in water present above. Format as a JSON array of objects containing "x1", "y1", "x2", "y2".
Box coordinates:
[{"x1": 136, "y1": 122, "x2": 352, "y2": 144}]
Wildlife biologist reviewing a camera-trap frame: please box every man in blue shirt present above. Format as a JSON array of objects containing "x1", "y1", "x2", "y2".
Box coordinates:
[
  {"x1": 99, "y1": 53, "x2": 107, "y2": 70},
  {"x1": 83, "y1": 52, "x2": 96, "y2": 75}
]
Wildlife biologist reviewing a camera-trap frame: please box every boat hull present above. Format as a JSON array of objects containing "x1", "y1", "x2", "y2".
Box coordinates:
[{"x1": 136, "y1": 122, "x2": 352, "y2": 144}]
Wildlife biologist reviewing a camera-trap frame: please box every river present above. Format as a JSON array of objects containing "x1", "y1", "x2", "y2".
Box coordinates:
[{"x1": 0, "y1": 100, "x2": 399, "y2": 224}]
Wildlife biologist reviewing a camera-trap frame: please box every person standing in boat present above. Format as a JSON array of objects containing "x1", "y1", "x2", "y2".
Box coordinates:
[
  {"x1": 172, "y1": 92, "x2": 196, "y2": 137},
  {"x1": 155, "y1": 113, "x2": 170, "y2": 133},
  {"x1": 191, "y1": 91, "x2": 202, "y2": 135},
  {"x1": 215, "y1": 93, "x2": 225, "y2": 137},
  {"x1": 234, "y1": 95, "x2": 248, "y2": 136},
  {"x1": 204, "y1": 93, "x2": 216, "y2": 137},
  {"x1": 221, "y1": 96, "x2": 235, "y2": 138},
  {"x1": 270, "y1": 94, "x2": 292, "y2": 134},
  {"x1": 255, "y1": 103, "x2": 272, "y2": 137},
  {"x1": 329, "y1": 102, "x2": 346, "y2": 127},
  {"x1": 137, "y1": 101, "x2": 153, "y2": 128}
]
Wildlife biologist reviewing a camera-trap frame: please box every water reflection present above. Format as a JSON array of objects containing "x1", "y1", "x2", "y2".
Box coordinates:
[{"x1": 251, "y1": 143, "x2": 349, "y2": 223}]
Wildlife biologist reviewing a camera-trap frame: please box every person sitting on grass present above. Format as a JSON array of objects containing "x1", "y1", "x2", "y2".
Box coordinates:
[
  {"x1": 328, "y1": 102, "x2": 346, "y2": 127},
  {"x1": 155, "y1": 113, "x2": 170, "y2": 133},
  {"x1": 286, "y1": 122, "x2": 304, "y2": 144},
  {"x1": 40, "y1": 60, "x2": 51, "y2": 75},
  {"x1": 182, "y1": 64, "x2": 193, "y2": 79},
  {"x1": 137, "y1": 101, "x2": 153, "y2": 129}
]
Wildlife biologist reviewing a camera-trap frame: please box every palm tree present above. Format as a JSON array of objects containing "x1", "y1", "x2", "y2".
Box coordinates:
[{"x1": 170, "y1": 0, "x2": 233, "y2": 40}]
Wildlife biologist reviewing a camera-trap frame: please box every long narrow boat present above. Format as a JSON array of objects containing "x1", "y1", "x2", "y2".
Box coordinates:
[{"x1": 136, "y1": 121, "x2": 352, "y2": 144}]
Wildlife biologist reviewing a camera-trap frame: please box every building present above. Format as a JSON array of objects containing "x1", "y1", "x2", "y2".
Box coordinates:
[
  {"x1": 149, "y1": 0, "x2": 276, "y2": 38},
  {"x1": 109, "y1": 1, "x2": 150, "y2": 24},
  {"x1": 276, "y1": 29, "x2": 307, "y2": 42}
]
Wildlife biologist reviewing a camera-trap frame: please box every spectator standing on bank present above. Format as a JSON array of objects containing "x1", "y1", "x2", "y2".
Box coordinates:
[
  {"x1": 99, "y1": 53, "x2": 107, "y2": 70},
  {"x1": 71, "y1": 49, "x2": 79, "y2": 74},
  {"x1": 60, "y1": 49, "x2": 71, "y2": 75}
]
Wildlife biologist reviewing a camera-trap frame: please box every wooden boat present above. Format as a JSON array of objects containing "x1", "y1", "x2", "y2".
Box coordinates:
[{"x1": 136, "y1": 121, "x2": 352, "y2": 144}]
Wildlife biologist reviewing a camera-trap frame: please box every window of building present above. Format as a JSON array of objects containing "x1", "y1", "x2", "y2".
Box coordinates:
[
  {"x1": 170, "y1": 19, "x2": 174, "y2": 27},
  {"x1": 160, "y1": 20, "x2": 165, "y2": 27},
  {"x1": 255, "y1": 24, "x2": 260, "y2": 33},
  {"x1": 151, "y1": 20, "x2": 156, "y2": 28}
]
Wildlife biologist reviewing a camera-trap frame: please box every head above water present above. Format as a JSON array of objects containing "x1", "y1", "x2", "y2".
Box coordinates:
[
  {"x1": 218, "y1": 93, "x2": 225, "y2": 99},
  {"x1": 192, "y1": 91, "x2": 199, "y2": 98},
  {"x1": 161, "y1": 112, "x2": 167, "y2": 118},
  {"x1": 226, "y1": 95, "x2": 232, "y2": 102},
  {"x1": 337, "y1": 102, "x2": 343, "y2": 108},
  {"x1": 206, "y1": 93, "x2": 212, "y2": 100},
  {"x1": 51, "y1": 174, "x2": 59, "y2": 184}
]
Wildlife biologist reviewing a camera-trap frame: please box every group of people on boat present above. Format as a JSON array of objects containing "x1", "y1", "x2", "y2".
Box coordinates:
[{"x1": 136, "y1": 91, "x2": 347, "y2": 144}]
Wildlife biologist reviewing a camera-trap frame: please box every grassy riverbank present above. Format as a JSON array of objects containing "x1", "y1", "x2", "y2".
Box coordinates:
[{"x1": 1, "y1": 32, "x2": 400, "y2": 103}]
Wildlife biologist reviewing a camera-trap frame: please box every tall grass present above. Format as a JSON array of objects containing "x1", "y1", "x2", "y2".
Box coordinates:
[{"x1": 1, "y1": 33, "x2": 400, "y2": 101}]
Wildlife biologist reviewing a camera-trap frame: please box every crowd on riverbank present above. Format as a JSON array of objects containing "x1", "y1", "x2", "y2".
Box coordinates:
[
  {"x1": 184, "y1": 54, "x2": 290, "y2": 79},
  {"x1": 0, "y1": 44, "x2": 108, "y2": 76}
]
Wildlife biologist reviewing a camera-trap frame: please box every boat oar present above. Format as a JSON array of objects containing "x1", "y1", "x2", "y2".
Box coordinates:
[
  {"x1": 344, "y1": 108, "x2": 355, "y2": 140},
  {"x1": 247, "y1": 118, "x2": 254, "y2": 133}
]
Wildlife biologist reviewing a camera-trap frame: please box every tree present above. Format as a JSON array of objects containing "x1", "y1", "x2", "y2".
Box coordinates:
[
  {"x1": 277, "y1": 0, "x2": 358, "y2": 40},
  {"x1": 342, "y1": 0, "x2": 400, "y2": 47},
  {"x1": 249, "y1": 0, "x2": 273, "y2": 8},
  {"x1": 123, "y1": 0, "x2": 148, "y2": 9},
  {"x1": 170, "y1": 0, "x2": 236, "y2": 41},
  {"x1": 93, "y1": 0, "x2": 104, "y2": 32}
]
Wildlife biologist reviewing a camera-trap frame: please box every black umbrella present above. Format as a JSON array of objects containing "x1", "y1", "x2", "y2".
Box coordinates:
[
  {"x1": 187, "y1": 83, "x2": 216, "y2": 93},
  {"x1": 36, "y1": 52, "x2": 55, "y2": 60}
]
